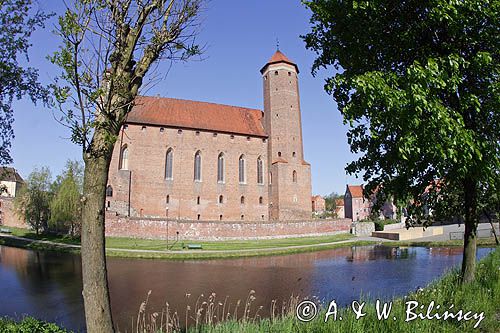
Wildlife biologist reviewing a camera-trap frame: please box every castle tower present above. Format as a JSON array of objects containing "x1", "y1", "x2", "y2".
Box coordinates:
[{"x1": 261, "y1": 50, "x2": 312, "y2": 220}]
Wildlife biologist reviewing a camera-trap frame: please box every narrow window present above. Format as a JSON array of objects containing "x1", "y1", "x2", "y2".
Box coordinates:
[
  {"x1": 217, "y1": 153, "x2": 224, "y2": 183},
  {"x1": 259, "y1": 196, "x2": 263, "y2": 204},
  {"x1": 219, "y1": 214, "x2": 223, "y2": 221},
  {"x1": 239, "y1": 155, "x2": 246, "y2": 183},
  {"x1": 166, "y1": 195, "x2": 170, "y2": 204},
  {"x1": 292, "y1": 152, "x2": 296, "y2": 158},
  {"x1": 106, "y1": 185, "x2": 113, "y2": 197},
  {"x1": 288, "y1": 72, "x2": 291, "y2": 76},
  {"x1": 218, "y1": 195, "x2": 224, "y2": 204},
  {"x1": 107, "y1": 201, "x2": 110, "y2": 208},
  {"x1": 194, "y1": 151, "x2": 202, "y2": 181},
  {"x1": 257, "y1": 157, "x2": 264, "y2": 184},
  {"x1": 274, "y1": 70, "x2": 278, "y2": 75},
  {"x1": 278, "y1": 152, "x2": 281, "y2": 157},
  {"x1": 197, "y1": 214, "x2": 201, "y2": 220},
  {"x1": 293, "y1": 170, "x2": 297, "y2": 183},
  {"x1": 119, "y1": 145, "x2": 129, "y2": 170},
  {"x1": 165, "y1": 148, "x2": 173, "y2": 179},
  {"x1": 240, "y1": 196, "x2": 245, "y2": 204},
  {"x1": 261, "y1": 215, "x2": 265, "y2": 220},
  {"x1": 197, "y1": 196, "x2": 200, "y2": 205},
  {"x1": 270, "y1": 172, "x2": 272, "y2": 185},
  {"x1": 241, "y1": 215, "x2": 244, "y2": 220}
]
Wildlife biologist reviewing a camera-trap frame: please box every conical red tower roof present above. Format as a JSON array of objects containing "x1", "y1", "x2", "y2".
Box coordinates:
[{"x1": 260, "y1": 50, "x2": 299, "y2": 74}]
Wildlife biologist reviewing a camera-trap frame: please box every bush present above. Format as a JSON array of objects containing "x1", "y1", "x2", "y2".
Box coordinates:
[{"x1": 0, "y1": 317, "x2": 68, "y2": 333}]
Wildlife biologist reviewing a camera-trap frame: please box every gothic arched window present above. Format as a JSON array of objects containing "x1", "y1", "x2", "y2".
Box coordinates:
[
  {"x1": 257, "y1": 157, "x2": 263, "y2": 184},
  {"x1": 239, "y1": 155, "x2": 246, "y2": 184},
  {"x1": 217, "y1": 153, "x2": 224, "y2": 183},
  {"x1": 119, "y1": 145, "x2": 129, "y2": 170},
  {"x1": 194, "y1": 151, "x2": 202, "y2": 181},
  {"x1": 165, "y1": 148, "x2": 173, "y2": 179}
]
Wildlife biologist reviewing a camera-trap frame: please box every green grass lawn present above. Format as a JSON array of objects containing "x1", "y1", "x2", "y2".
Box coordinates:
[{"x1": 105, "y1": 233, "x2": 355, "y2": 251}]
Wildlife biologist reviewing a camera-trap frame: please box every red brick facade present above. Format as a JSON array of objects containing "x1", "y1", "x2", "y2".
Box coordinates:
[
  {"x1": 106, "y1": 51, "x2": 312, "y2": 223},
  {"x1": 105, "y1": 212, "x2": 351, "y2": 240}
]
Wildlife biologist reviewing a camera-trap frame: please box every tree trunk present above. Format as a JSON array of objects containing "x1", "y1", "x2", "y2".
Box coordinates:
[
  {"x1": 81, "y1": 145, "x2": 115, "y2": 333},
  {"x1": 461, "y1": 178, "x2": 478, "y2": 283}
]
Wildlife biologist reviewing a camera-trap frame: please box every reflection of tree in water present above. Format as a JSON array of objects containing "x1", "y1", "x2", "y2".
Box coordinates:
[
  {"x1": 0, "y1": 246, "x2": 84, "y2": 330},
  {"x1": 345, "y1": 245, "x2": 417, "y2": 262}
]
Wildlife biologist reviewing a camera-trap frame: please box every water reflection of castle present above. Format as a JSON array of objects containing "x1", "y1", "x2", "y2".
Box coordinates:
[{"x1": 346, "y1": 245, "x2": 416, "y2": 262}]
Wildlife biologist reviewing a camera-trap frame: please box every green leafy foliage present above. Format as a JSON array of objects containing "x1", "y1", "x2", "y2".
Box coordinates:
[
  {"x1": 302, "y1": 0, "x2": 499, "y2": 280},
  {"x1": 0, "y1": 316, "x2": 68, "y2": 333},
  {"x1": 0, "y1": 0, "x2": 52, "y2": 164},
  {"x1": 50, "y1": 160, "x2": 83, "y2": 236},
  {"x1": 14, "y1": 167, "x2": 52, "y2": 235}
]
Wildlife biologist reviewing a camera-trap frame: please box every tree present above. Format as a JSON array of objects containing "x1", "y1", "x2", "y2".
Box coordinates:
[
  {"x1": 0, "y1": 0, "x2": 51, "y2": 165},
  {"x1": 303, "y1": 0, "x2": 499, "y2": 283},
  {"x1": 50, "y1": 160, "x2": 83, "y2": 236},
  {"x1": 14, "y1": 167, "x2": 52, "y2": 235},
  {"x1": 49, "y1": 1, "x2": 204, "y2": 331}
]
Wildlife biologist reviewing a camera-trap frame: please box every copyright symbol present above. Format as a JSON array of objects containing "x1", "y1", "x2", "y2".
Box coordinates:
[{"x1": 296, "y1": 300, "x2": 317, "y2": 322}]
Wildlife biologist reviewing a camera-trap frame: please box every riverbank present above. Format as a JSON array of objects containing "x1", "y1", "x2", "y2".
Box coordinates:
[
  {"x1": 1, "y1": 245, "x2": 498, "y2": 332},
  {"x1": 197, "y1": 245, "x2": 500, "y2": 332},
  {"x1": 0, "y1": 226, "x2": 497, "y2": 260}
]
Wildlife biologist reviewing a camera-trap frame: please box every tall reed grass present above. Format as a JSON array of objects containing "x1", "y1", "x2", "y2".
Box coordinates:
[{"x1": 130, "y1": 247, "x2": 499, "y2": 333}]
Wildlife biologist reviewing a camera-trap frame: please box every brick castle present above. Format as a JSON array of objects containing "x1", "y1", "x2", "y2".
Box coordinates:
[{"x1": 106, "y1": 50, "x2": 313, "y2": 222}]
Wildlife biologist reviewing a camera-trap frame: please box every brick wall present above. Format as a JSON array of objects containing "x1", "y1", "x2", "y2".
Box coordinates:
[
  {"x1": 0, "y1": 197, "x2": 25, "y2": 228},
  {"x1": 105, "y1": 213, "x2": 351, "y2": 240}
]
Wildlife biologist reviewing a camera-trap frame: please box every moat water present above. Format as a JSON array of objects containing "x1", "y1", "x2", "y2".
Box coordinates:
[{"x1": 0, "y1": 244, "x2": 493, "y2": 332}]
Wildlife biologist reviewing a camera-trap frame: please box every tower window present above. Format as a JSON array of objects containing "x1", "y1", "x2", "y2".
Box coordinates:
[
  {"x1": 166, "y1": 195, "x2": 170, "y2": 204},
  {"x1": 160, "y1": 127, "x2": 164, "y2": 133},
  {"x1": 257, "y1": 157, "x2": 264, "y2": 184},
  {"x1": 261, "y1": 215, "x2": 265, "y2": 220},
  {"x1": 106, "y1": 185, "x2": 113, "y2": 197},
  {"x1": 213, "y1": 133, "x2": 218, "y2": 137},
  {"x1": 293, "y1": 170, "x2": 297, "y2": 183},
  {"x1": 292, "y1": 152, "x2": 296, "y2": 158},
  {"x1": 241, "y1": 196, "x2": 245, "y2": 204},
  {"x1": 288, "y1": 72, "x2": 291, "y2": 76},
  {"x1": 197, "y1": 214, "x2": 201, "y2": 220},
  {"x1": 241, "y1": 215, "x2": 244, "y2": 220},
  {"x1": 119, "y1": 145, "x2": 129, "y2": 170},
  {"x1": 196, "y1": 131, "x2": 200, "y2": 136},
  {"x1": 197, "y1": 196, "x2": 200, "y2": 205},
  {"x1": 165, "y1": 148, "x2": 174, "y2": 179},
  {"x1": 230, "y1": 135, "x2": 235, "y2": 139},
  {"x1": 239, "y1": 155, "x2": 246, "y2": 183},
  {"x1": 141, "y1": 126, "x2": 146, "y2": 131},
  {"x1": 219, "y1": 215, "x2": 223, "y2": 221},
  {"x1": 278, "y1": 152, "x2": 282, "y2": 157},
  {"x1": 194, "y1": 151, "x2": 202, "y2": 181},
  {"x1": 217, "y1": 153, "x2": 225, "y2": 183},
  {"x1": 178, "y1": 129, "x2": 183, "y2": 134},
  {"x1": 218, "y1": 195, "x2": 224, "y2": 204},
  {"x1": 259, "y1": 196, "x2": 263, "y2": 205},
  {"x1": 274, "y1": 71, "x2": 278, "y2": 75}
]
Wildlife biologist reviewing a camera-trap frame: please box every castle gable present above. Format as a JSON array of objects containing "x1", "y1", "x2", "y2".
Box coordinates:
[{"x1": 127, "y1": 96, "x2": 267, "y2": 137}]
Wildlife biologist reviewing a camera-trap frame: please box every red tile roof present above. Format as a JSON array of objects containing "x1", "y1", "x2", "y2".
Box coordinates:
[
  {"x1": 127, "y1": 96, "x2": 267, "y2": 137},
  {"x1": 260, "y1": 50, "x2": 299, "y2": 74},
  {"x1": 348, "y1": 185, "x2": 364, "y2": 198},
  {"x1": 335, "y1": 198, "x2": 344, "y2": 206}
]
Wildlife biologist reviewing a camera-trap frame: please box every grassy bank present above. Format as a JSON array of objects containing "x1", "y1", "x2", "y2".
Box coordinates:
[
  {"x1": 194, "y1": 246, "x2": 500, "y2": 333},
  {"x1": 3, "y1": 246, "x2": 498, "y2": 332},
  {"x1": 1, "y1": 226, "x2": 498, "y2": 260}
]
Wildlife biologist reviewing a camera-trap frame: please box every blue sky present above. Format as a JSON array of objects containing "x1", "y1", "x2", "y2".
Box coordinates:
[{"x1": 10, "y1": 0, "x2": 362, "y2": 195}]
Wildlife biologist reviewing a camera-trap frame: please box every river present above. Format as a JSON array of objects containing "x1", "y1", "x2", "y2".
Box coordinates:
[{"x1": 0, "y1": 245, "x2": 493, "y2": 332}]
